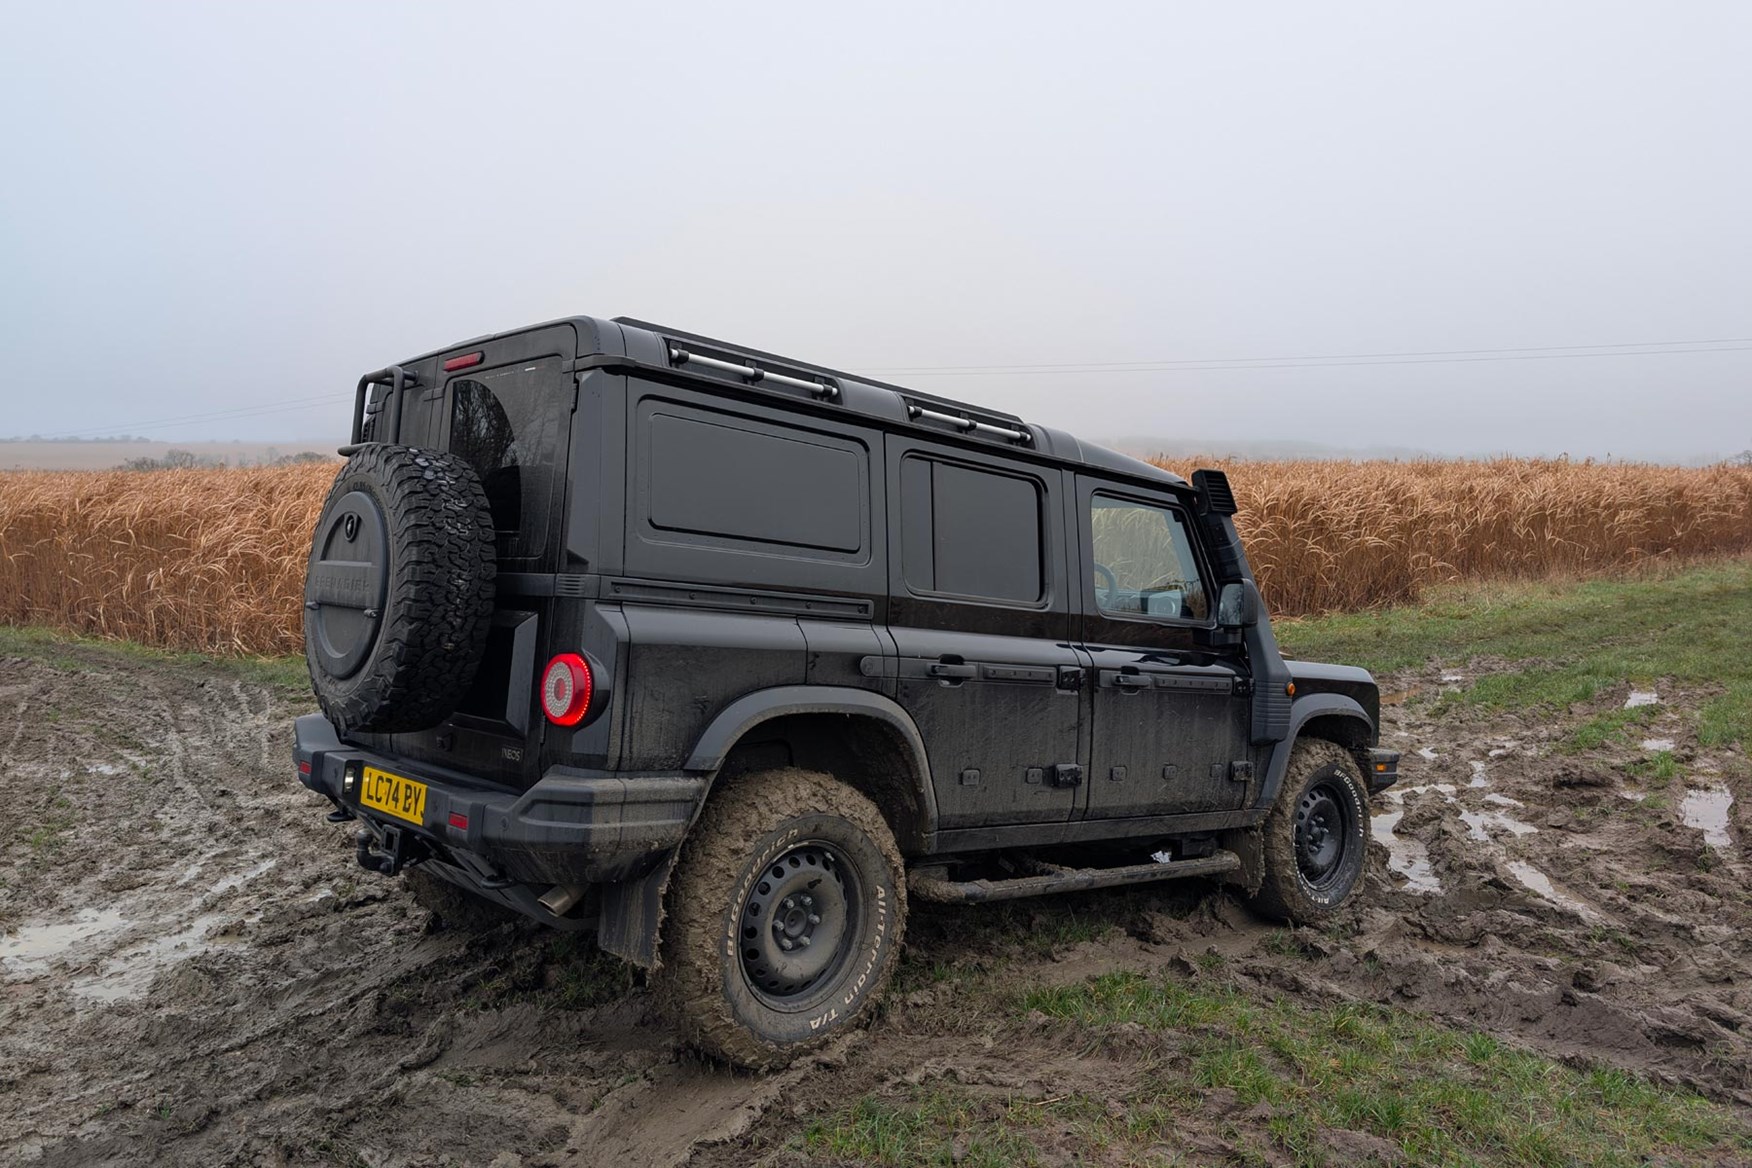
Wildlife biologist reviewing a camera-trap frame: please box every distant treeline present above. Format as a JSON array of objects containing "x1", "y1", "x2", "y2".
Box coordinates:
[{"x1": 118, "y1": 449, "x2": 335, "y2": 471}]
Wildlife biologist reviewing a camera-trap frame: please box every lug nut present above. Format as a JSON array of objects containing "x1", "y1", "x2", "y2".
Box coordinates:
[
  {"x1": 780, "y1": 938, "x2": 794, "y2": 951},
  {"x1": 800, "y1": 895, "x2": 812, "y2": 907},
  {"x1": 808, "y1": 914, "x2": 821, "y2": 925},
  {"x1": 782, "y1": 897, "x2": 795, "y2": 910},
  {"x1": 798, "y1": 936, "x2": 811, "y2": 947}
]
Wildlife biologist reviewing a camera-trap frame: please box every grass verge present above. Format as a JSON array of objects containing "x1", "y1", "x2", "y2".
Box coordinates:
[
  {"x1": 1278, "y1": 557, "x2": 1752, "y2": 746},
  {"x1": 803, "y1": 971, "x2": 1752, "y2": 1168},
  {"x1": 0, "y1": 624, "x2": 308, "y2": 691}
]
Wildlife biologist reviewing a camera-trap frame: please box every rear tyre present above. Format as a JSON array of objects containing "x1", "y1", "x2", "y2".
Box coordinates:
[
  {"x1": 1249, "y1": 738, "x2": 1369, "y2": 925},
  {"x1": 657, "y1": 769, "x2": 907, "y2": 1069},
  {"x1": 304, "y1": 444, "x2": 496, "y2": 734}
]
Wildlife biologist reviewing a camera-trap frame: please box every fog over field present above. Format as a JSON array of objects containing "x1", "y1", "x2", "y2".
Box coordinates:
[{"x1": 2, "y1": 3, "x2": 1750, "y2": 461}]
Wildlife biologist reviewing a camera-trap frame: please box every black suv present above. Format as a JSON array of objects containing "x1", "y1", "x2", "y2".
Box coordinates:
[{"x1": 293, "y1": 316, "x2": 1398, "y2": 1066}]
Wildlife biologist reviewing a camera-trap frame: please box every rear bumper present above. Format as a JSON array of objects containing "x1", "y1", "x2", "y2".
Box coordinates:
[{"x1": 292, "y1": 713, "x2": 704, "y2": 886}]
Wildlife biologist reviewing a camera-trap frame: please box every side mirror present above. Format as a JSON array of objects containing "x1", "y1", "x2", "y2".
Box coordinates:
[{"x1": 1217, "y1": 582, "x2": 1257, "y2": 629}]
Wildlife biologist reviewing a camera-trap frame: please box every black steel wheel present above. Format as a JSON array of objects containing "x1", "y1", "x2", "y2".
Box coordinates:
[
  {"x1": 1294, "y1": 780, "x2": 1357, "y2": 895},
  {"x1": 657, "y1": 769, "x2": 906, "y2": 1069},
  {"x1": 738, "y1": 841, "x2": 861, "y2": 1007},
  {"x1": 1249, "y1": 739, "x2": 1370, "y2": 924}
]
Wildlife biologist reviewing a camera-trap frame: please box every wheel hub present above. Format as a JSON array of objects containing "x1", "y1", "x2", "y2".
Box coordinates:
[
  {"x1": 739, "y1": 842, "x2": 857, "y2": 1003},
  {"x1": 1294, "y1": 782, "x2": 1352, "y2": 890}
]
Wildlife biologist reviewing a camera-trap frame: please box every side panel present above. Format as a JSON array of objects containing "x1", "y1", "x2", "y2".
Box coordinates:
[
  {"x1": 613, "y1": 383, "x2": 884, "y2": 772},
  {"x1": 884, "y1": 437, "x2": 1083, "y2": 831},
  {"x1": 617, "y1": 605, "x2": 807, "y2": 771}
]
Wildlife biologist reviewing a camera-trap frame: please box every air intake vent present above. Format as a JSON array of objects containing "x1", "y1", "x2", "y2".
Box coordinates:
[{"x1": 1192, "y1": 469, "x2": 1237, "y2": 516}]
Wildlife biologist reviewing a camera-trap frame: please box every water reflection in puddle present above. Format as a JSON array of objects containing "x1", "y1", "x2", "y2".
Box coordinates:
[
  {"x1": 1625, "y1": 691, "x2": 1660, "y2": 709},
  {"x1": 1680, "y1": 786, "x2": 1734, "y2": 851},
  {"x1": 1460, "y1": 809, "x2": 1539, "y2": 842},
  {"x1": 1641, "y1": 738, "x2": 1676, "y2": 752},
  {"x1": 1, "y1": 909, "x2": 129, "y2": 979},
  {"x1": 1507, "y1": 861, "x2": 1603, "y2": 922},
  {"x1": 1371, "y1": 809, "x2": 1442, "y2": 894}
]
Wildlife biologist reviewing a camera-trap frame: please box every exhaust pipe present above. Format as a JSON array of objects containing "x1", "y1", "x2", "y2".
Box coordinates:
[{"x1": 538, "y1": 883, "x2": 588, "y2": 916}]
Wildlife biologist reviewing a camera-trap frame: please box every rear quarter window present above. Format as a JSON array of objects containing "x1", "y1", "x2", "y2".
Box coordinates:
[{"x1": 632, "y1": 400, "x2": 870, "y2": 564}]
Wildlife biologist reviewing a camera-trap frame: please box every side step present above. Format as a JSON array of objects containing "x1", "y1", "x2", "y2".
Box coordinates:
[{"x1": 907, "y1": 851, "x2": 1242, "y2": 904}]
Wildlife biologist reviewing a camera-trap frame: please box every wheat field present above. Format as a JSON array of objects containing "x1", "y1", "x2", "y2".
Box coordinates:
[{"x1": 1, "y1": 459, "x2": 1749, "y2": 656}]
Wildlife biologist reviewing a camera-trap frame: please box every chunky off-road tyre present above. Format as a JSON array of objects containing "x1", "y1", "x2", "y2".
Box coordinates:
[
  {"x1": 405, "y1": 866, "x2": 519, "y2": 932},
  {"x1": 1249, "y1": 738, "x2": 1370, "y2": 925},
  {"x1": 304, "y1": 444, "x2": 495, "y2": 734},
  {"x1": 657, "y1": 769, "x2": 907, "y2": 1069}
]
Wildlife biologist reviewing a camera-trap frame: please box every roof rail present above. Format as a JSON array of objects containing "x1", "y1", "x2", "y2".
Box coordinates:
[{"x1": 612, "y1": 317, "x2": 1027, "y2": 427}]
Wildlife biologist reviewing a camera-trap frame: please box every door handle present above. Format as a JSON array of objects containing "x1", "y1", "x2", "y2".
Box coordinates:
[
  {"x1": 1113, "y1": 672, "x2": 1151, "y2": 690},
  {"x1": 927, "y1": 662, "x2": 978, "y2": 680}
]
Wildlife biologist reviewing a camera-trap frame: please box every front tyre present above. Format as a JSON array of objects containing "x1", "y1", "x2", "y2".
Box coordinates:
[
  {"x1": 657, "y1": 769, "x2": 907, "y2": 1069},
  {"x1": 1249, "y1": 738, "x2": 1370, "y2": 925}
]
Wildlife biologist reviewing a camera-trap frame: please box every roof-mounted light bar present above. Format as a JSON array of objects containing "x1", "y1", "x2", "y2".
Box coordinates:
[
  {"x1": 906, "y1": 403, "x2": 1031, "y2": 444},
  {"x1": 669, "y1": 347, "x2": 839, "y2": 400}
]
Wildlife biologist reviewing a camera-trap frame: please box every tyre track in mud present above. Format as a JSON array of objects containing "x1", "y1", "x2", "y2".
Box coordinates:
[{"x1": 2, "y1": 644, "x2": 1749, "y2": 1166}]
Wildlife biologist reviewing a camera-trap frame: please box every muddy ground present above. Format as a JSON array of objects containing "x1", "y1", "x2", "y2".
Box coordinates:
[{"x1": 1, "y1": 642, "x2": 1747, "y2": 1167}]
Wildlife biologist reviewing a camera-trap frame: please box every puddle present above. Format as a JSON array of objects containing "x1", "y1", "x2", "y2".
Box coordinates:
[
  {"x1": 1460, "y1": 809, "x2": 1539, "y2": 842},
  {"x1": 1483, "y1": 792, "x2": 1524, "y2": 808},
  {"x1": 1625, "y1": 691, "x2": 1660, "y2": 709},
  {"x1": 1640, "y1": 738, "x2": 1675, "y2": 753},
  {"x1": 1507, "y1": 861, "x2": 1603, "y2": 922},
  {"x1": 1679, "y1": 786, "x2": 1734, "y2": 851},
  {"x1": 1, "y1": 909, "x2": 130, "y2": 979},
  {"x1": 1618, "y1": 788, "x2": 1648, "y2": 802},
  {"x1": 1382, "y1": 783, "x2": 1458, "y2": 806},
  {"x1": 86, "y1": 762, "x2": 124, "y2": 776},
  {"x1": 1417, "y1": 747, "x2": 1439, "y2": 761},
  {"x1": 1440, "y1": 673, "x2": 1465, "y2": 684},
  {"x1": 1371, "y1": 810, "x2": 1442, "y2": 894},
  {"x1": 67, "y1": 859, "x2": 277, "y2": 1002},
  {"x1": 1468, "y1": 761, "x2": 1490, "y2": 788}
]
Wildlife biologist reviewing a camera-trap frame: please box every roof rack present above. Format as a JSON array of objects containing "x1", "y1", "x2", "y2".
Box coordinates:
[{"x1": 613, "y1": 317, "x2": 1030, "y2": 437}]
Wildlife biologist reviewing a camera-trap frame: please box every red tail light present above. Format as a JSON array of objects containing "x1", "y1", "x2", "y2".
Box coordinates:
[
  {"x1": 443, "y1": 351, "x2": 484, "y2": 372},
  {"x1": 541, "y1": 653, "x2": 594, "y2": 726}
]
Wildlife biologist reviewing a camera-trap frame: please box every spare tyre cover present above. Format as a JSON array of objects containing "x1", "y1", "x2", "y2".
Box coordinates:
[{"x1": 304, "y1": 444, "x2": 496, "y2": 734}]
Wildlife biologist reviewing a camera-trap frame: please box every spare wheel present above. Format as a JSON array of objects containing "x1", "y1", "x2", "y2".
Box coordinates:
[{"x1": 303, "y1": 444, "x2": 495, "y2": 734}]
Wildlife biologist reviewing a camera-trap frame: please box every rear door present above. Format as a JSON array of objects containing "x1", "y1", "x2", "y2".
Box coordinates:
[
  {"x1": 372, "y1": 324, "x2": 580, "y2": 787},
  {"x1": 885, "y1": 438, "x2": 1086, "y2": 831}
]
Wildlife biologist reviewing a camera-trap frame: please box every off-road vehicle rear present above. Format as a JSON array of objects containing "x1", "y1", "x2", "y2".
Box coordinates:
[{"x1": 293, "y1": 315, "x2": 1399, "y2": 1067}]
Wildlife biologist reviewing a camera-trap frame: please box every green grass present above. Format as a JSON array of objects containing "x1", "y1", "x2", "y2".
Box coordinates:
[
  {"x1": 1278, "y1": 559, "x2": 1752, "y2": 746},
  {"x1": 802, "y1": 972, "x2": 1751, "y2": 1167},
  {"x1": 0, "y1": 624, "x2": 309, "y2": 690}
]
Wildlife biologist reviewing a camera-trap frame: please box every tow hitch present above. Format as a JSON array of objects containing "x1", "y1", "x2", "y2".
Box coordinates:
[{"x1": 355, "y1": 822, "x2": 429, "y2": 875}]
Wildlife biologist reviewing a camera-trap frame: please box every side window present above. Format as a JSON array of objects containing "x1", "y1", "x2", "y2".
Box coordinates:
[
  {"x1": 900, "y1": 456, "x2": 1044, "y2": 604},
  {"x1": 637, "y1": 404, "x2": 867, "y2": 557},
  {"x1": 1089, "y1": 495, "x2": 1209, "y2": 621}
]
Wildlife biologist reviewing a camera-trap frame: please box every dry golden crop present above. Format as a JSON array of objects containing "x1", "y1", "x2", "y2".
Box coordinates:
[{"x1": 1, "y1": 458, "x2": 1750, "y2": 656}]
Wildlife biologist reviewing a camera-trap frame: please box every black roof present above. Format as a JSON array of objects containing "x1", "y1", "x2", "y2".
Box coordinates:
[{"x1": 409, "y1": 314, "x2": 1188, "y2": 492}]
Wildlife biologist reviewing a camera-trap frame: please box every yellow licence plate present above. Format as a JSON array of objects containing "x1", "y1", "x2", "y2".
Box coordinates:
[{"x1": 360, "y1": 766, "x2": 428, "y2": 826}]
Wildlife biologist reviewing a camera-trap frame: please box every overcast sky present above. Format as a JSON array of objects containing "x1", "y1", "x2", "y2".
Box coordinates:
[{"x1": 2, "y1": 2, "x2": 1749, "y2": 460}]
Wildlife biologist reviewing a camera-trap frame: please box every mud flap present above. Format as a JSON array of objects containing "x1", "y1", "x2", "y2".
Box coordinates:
[
  {"x1": 1218, "y1": 825, "x2": 1265, "y2": 897},
  {"x1": 596, "y1": 848, "x2": 681, "y2": 970}
]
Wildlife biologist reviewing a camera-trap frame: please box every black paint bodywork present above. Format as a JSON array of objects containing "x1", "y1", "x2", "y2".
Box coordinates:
[{"x1": 292, "y1": 315, "x2": 1388, "y2": 965}]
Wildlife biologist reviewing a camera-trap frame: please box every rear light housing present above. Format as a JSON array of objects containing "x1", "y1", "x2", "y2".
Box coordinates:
[{"x1": 541, "y1": 652, "x2": 595, "y2": 726}]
